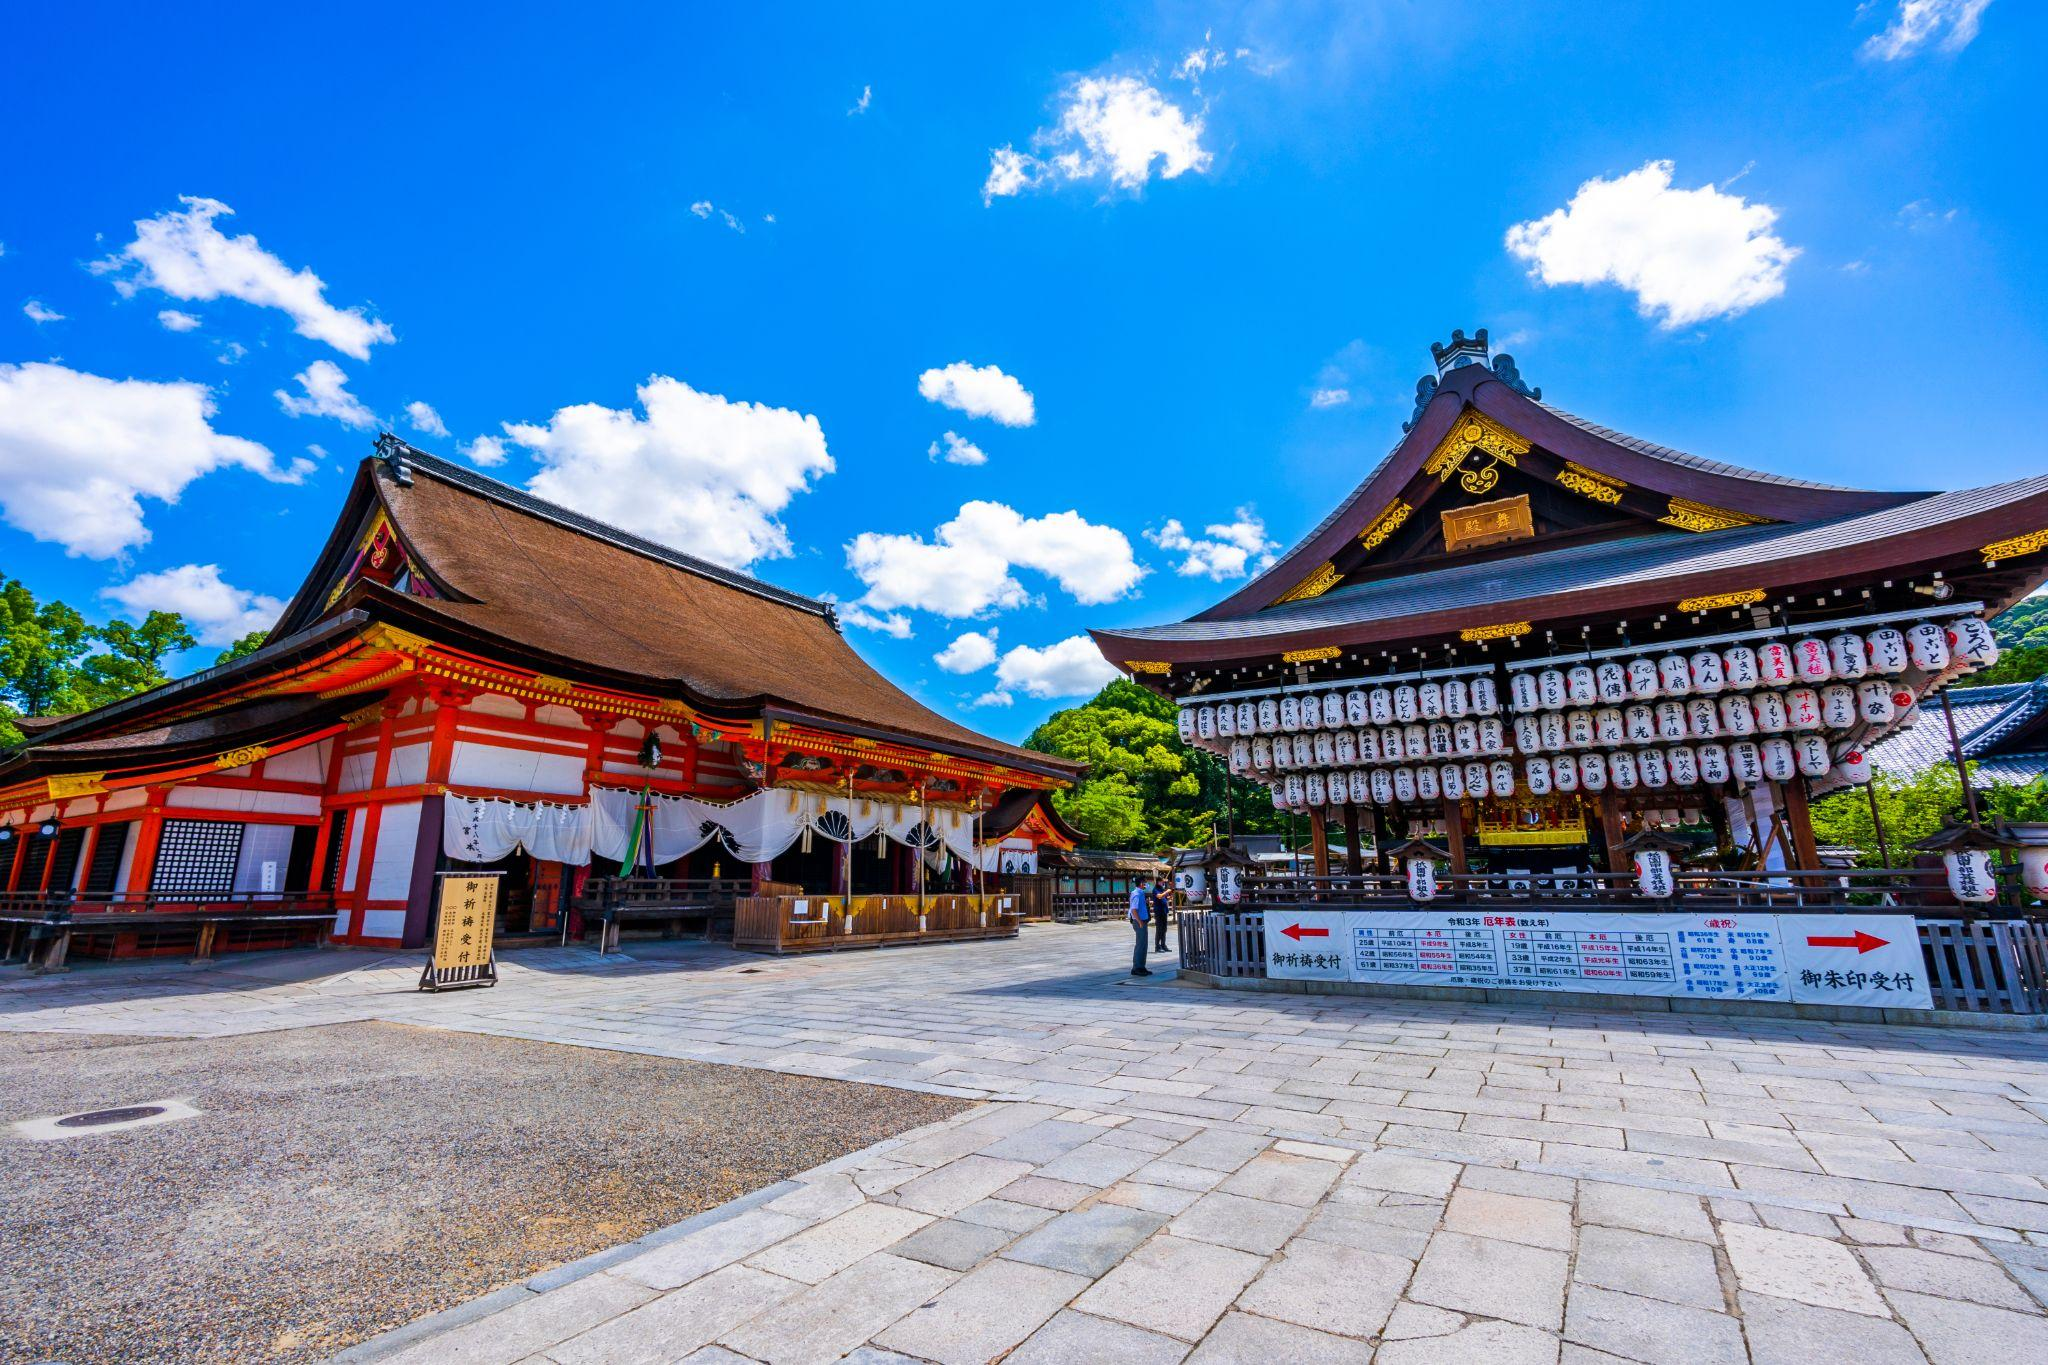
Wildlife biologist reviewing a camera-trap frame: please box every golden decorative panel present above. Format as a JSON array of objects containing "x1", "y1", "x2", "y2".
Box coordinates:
[
  {"x1": 1677, "y1": 588, "x2": 1767, "y2": 613},
  {"x1": 1360, "y1": 500, "x2": 1413, "y2": 554},
  {"x1": 1981, "y1": 528, "x2": 2048, "y2": 563},
  {"x1": 1441, "y1": 494, "x2": 1534, "y2": 553},
  {"x1": 1423, "y1": 411, "x2": 1531, "y2": 479},
  {"x1": 1659, "y1": 497, "x2": 1768, "y2": 533},
  {"x1": 1125, "y1": 660, "x2": 1171, "y2": 675},
  {"x1": 1281, "y1": 645, "x2": 1342, "y2": 664},
  {"x1": 1272, "y1": 559, "x2": 1342, "y2": 605},
  {"x1": 1459, "y1": 621, "x2": 1532, "y2": 642},
  {"x1": 529, "y1": 673, "x2": 574, "y2": 692},
  {"x1": 45, "y1": 772, "x2": 106, "y2": 800},
  {"x1": 1556, "y1": 461, "x2": 1626, "y2": 505},
  {"x1": 362, "y1": 624, "x2": 433, "y2": 655},
  {"x1": 213, "y1": 744, "x2": 270, "y2": 770}
]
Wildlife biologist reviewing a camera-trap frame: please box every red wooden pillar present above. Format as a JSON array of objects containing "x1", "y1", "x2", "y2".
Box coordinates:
[
  {"x1": 124, "y1": 793, "x2": 167, "y2": 896},
  {"x1": 751, "y1": 859, "x2": 773, "y2": 891}
]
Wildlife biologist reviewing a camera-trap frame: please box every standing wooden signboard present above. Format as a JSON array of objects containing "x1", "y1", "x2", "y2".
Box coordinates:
[{"x1": 419, "y1": 871, "x2": 503, "y2": 991}]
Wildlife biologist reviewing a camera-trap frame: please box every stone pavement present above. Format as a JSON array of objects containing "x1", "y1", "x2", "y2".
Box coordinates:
[{"x1": 7, "y1": 923, "x2": 2048, "y2": 1362}]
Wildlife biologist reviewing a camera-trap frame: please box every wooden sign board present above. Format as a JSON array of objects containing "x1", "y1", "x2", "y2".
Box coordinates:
[
  {"x1": 419, "y1": 871, "x2": 503, "y2": 992},
  {"x1": 1441, "y1": 494, "x2": 1534, "y2": 554}
]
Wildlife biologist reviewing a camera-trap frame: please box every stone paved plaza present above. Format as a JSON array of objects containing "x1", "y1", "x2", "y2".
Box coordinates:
[{"x1": 6, "y1": 922, "x2": 2048, "y2": 1363}]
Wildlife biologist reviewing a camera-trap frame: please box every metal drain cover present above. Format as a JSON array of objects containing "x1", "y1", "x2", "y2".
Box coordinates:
[
  {"x1": 58, "y1": 1105, "x2": 167, "y2": 1129},
  {"x1": 14, "y1": 1098, "x2": 199, "y2": 1141}
]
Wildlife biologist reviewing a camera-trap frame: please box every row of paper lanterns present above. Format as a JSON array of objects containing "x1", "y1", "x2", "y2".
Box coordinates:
[
  {"x1": 1400, "y1": 849, "x2": 1680, "y2": 901},
  {"x1": 1510, "y1": 683, "x2": 1913, "y2": 752},
  {"x1": 1181, "y1": 676, "x2": 1502, "y2": 744}
]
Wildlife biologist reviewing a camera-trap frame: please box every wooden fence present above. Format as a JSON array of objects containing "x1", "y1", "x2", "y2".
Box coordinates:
[{"x1": 733, "y1": 892, "x2": 1021, "y2": 954}]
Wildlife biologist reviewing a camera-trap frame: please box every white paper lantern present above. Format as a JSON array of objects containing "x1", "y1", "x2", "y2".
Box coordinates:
[
  {"x1": 1404, "y1": 724, "x2": 1428, "y2": 759},
  {"x1": 1407, "y1": 855, "x2": 1438, "y2": 901},
  {"x1": 1284, "y1": 774, "x2": 1305, "y2": 806},
  {"x1": 2019, "y1": 847, "x2": 2048, "y2": 898},
  {"x1": 1634, "y1": 848, "x2": 1676, "y2": 899},
  {"x1": 1668, "y1": 745, "x2": 1700, "y2": 787},
  {"x1": 1513, "y1": 715, "x2": 1542, "y2": 753},
  {"x1": 1525, "y1": 755, "x2": 1553, "y2": 795},
  {"x1": 1479, "y1": 718, "x2": 1506, "y2": 753},
  {"x1": 1272, "y1": 739, "x2": 1293, "y2": 770},
  {"x1": 1820, "y1": 685, "x2": 1857, "y2": 730},
  {"x1": 1177, "y1": 708, "x2": 1196, "y2": 741},
  {"x1": 1257, "y1": 697, "x2": 1281, "y2": 733},
  {"x1": 1638, "y1": 748, "x2": 1669, "y2": 788},
  {"x1": 1625, "y1": 704, "x2": 1656, "y2": 744},
  {"x1": 1595, "y1": 708, "x2": 1626, "y2": 746},
  {"x1": 1348, "y1": 769, "x2": 1371, "y2": 805},
  {"x1": 1722, "y1": 644, "x2": 1760, "y2": 689},
  {"x1": 1314, "y1": 732, "x2": 1337, "y2": 767},
  {"x1": 1490, "y1": 759, "x2": 1517, "y2": 798},
  {"x1": 1944, "y1": 849, "x2": 1997, "y2": 903},
  {"x1": 1196, "y1": 705, "x2": 1217, "y2": 740},
  {"x1": 1252, "y1": 737, "x2": 1273, "y2": 770},
  {"x1": 1730, "y1": 740, "x2": 1763, "y2": 785},
  {"x1": 1538, "y1": 669, "x2": 1569, "y2": 710},
  {"x1": 1418, "y1": 682, "x2": 1444, "y2": 721},
  {"x1": 1539, "y1": 712, "x2": 1567, "y2": 751},
  {"x1": 1658, "y1": 655, "x2": 1693, "y2": 695},
  {"x1": 1752, "y1": 691, "x2": 1790, "y2": 733},
  {"x1": 1786, "y1": 688, "x2": 1823, "y2": 731},
  {"x1": 1627, "y1": 658, "x2": 1661, "y2": 699},
  {"x1": 1371, "y1": 769, "x2": 1394, "y2": 804},
  {"x1": 1369, "y1": 689, "x2": 1394, "y2": 725},
  {"x1": 1443, "y1": 678, "x2": 1470, "y2": 718},
  {"x1": 1394, "y1": 767, "x2": 1417, "y2": 802},
  {"x1": 1216, "y1": 703, "x2": 1237, "y2": 738},
  {"x1": 1687, "y1": 698, "x2": 1721, "y2": 739},
  {"x1": 1856, "y1": 680, "x2": 1896, "y2": 724},
  {"x1": 1424, "y1": 722, "x2": 1450, "y2": 758},
  {"x1": 1609, "y1": 750, "x2": 1639, "y2": 790},
  {"x1": 1415, "y1": 765, "x2": 1440, "y2": 801},
  {"x1": 1866, "y1": 628, "x2": 1909, "y2": 675},
  {"x1": 1761, "y1": 738, "x2": 1796, "y2": 782},
  {"x1": 1689, "y1": 651, "x2": 1726, "y2": 694},
  {"x1": 1354, "y1": 730, "x2": 1378, "y2": 764},
  {"x1": 1335, "y1": 730, "x2": 1359, "y2": 765},
  {"x1": 1656, "y1": 701, "x2": 1689, "y2": 741},
  {"x1": 1510, "y1": 671, "x2": 1540, "y2": 713},
  {"x1": 1236, "y1": 702, "x2": 1257, "y2": 736},
  {"x1": 1794, "y1": 734, "x2": 1830, "y2": 777},
  {"x1": 1454, "y1": 720, "x2": 1480, "y2": 756},
  {"x1": 1758, "y1": 641, "x2": 1795, "y2": 686},
  {"x1": 1343, "y1": 690, "x2": 1370, "y2": 726},
  {"x1": 1951, "y1": 615, "x2": 1999, "y2": 666},
  {"x1": 1828, "y1": 633, "x2": 1868, "y2": 680},
  {"x1": 1567, "y1": 710, "x2": 1596, "y2": 748},
  {"x1": 1380, "y1": 725, "x2": 1405, "y2": 761},
  {"x1": 1229, "y1": 739, "x2": 1250, "y2": 773},
  {"x1": 1394, "y1": 685, "x2": 1420, "y2": 722},
  {"x1": 1294, "y1": 735, "x2": 1315, "y2": 767},
  {"x1": 1567, "y1": 665, "x2": 1598, "y2": 706},
  {"x1": 1464, "y1": 760, "x2": 1489, "y2": 797},
  {"x1": 1597, "y1": 660, "x2": 1629, "y2": 703},
  {"x1": 1553, "y1": 753, "x2": 1579, "y2": 792},
  {"x1": 1322, "y1": 693, "x2": 1346, "y2": 728},
  {"x1": 1579, "y1": 751, "x2": 1610, "y2": 791},
  {"x1": 1441, "y1": 763, "x2": 1466, "y2": 802},
  {"x1": 1718, "y1": 694, "x2": 1757, "y2": 736},
  {"x1": 1470, "y1": 676, "x2": 1499, "y2": 715},
  {"x1": 1793, "y1": 637, "x2": 1833, "y2": 683},
  {"x1": 1278, "y1": 696, "x2": 1301, "y2": 732},
  {"x1": 1697, "y1": 743, "x2": 1730, "y2": 786},
  {"x1": 1305, "y1": 772, "x2": 1326, "y2": 807},
  {"x1": 1834, "y1": 748, "x2": 1871, "y2": 786},
  {"x1": 1906, "y1": 621, "x2": 1951, "y2": 671}
]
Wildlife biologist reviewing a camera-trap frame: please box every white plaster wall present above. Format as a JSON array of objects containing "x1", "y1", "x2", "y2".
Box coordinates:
[
  {"x1": 385, "y1": 742, "x2": 431, "y2": 788},
  {"x1": 359, "y1": 909, "x2": 407, "y2": 939},
  {"x1": 366, "y1": 800, "x2": 422, "y2": 901},
  {"x1": 449, "y1": 740, "x2": 585, "y2": 795},
  {"x1": 263, "y1": 739, "x2": 330, "y2": 786},
  {"x1": 166, "y1": 786, "x2": 321, "y2": 816}
]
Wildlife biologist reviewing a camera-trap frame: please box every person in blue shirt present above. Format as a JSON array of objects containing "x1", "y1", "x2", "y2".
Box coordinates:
[
  {"x1": 1127, "y1": 880, "x2": 1151, "y2": 976},
  {"x1": 1150, "y1": 875, "x2": 1172, "y2": 952}
]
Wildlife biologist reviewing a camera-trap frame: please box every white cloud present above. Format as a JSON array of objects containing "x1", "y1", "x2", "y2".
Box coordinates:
[
  {"x1": 461, "y1": 434, "x2": 507, "y2": 467},
  {"x1": 276, "y1": 359, "x2": 377, "y2": 428},
  {"x1": 508, "y1": 375, "x2": 833, "y2": 570},
  {"x1": 917, "y1": 361, "x2": 1035, "y2": 427},
  {"x1": 22, "y1": 300, "x2": 63, "y2": 323},
  {"x1": 102, "y1": 563, "x2": 283, "y2": 646},
  {"x1": 405, "y1": 400, "x2": 448, "y2": 437},
  {"x1": 157, "y1": 308, "x2": 201, "y2": 332},
  {"x1": 851, "y1": 84, "x2": 872, "y2": 115},
  {"x1": 1863, "y1": 0, "x2": 1992, "y2": 59},
  {"x1": 995, "y1": 635, "x2": 1120, "y2": 700},
  {"x1": 1146, "y1": 507, "x2": 1278, "y2": 580},
  {"x1": 1504, "y1": 160, "x2": 1799, "y2": 329},
  {"x1": 934, "y1": 629, "x2": 999, "y2": 674},
  {"x1": 969, "y1": 689, "x2": 1013, "y2": 709},
  {"x1": 848, "y1": 500, "x2": 1144, "y2": 618},
  {"x1": 689, "y1": 200, "x2": 745, "y2": 233},
  {"x1": 0, "y1": 361, "x2": 305, "y2": 559},
  {"x1": 217, "y1": 341, "x2": 247, "y2": 365},
  {"x1": 985, "y1": 75, "x2": 1211, "y2": 201},
  {"x1": 94, "y1": 197, "x2": 393, "y2": 359},
  {"x1": 1309, "y1": 387, "x2": 1350, "y2": 409},
  {"x1": 928, "y1": 431, "x2": 988, "y2": 466},
  {"x1": 838, "y1": 604, "x2": 912, "y2": 638}
]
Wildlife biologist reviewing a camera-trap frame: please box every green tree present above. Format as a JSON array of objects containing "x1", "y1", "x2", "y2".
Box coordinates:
[
  {"x1": 215, "y1": 630, "x2": 269, "y2": 666},
  {"x1": 0, "y1": 578, "x2": 206, "y2": 744},
  {"x1": 1966, "y1": 645, "x2": 2048, "y2": 687},
  {"x1": 1024, "y1": 679, "x2": 1286, "y2": 851},
  {"x1": 79, "y1": 612, "x2": 197, "y2": 705},
  {"x1": 1991, "y1": 597, "x2": 2048, "y2": 652},
  {"x1": 1809, "y1": 763, "x2": 2048, "y2": 865}
]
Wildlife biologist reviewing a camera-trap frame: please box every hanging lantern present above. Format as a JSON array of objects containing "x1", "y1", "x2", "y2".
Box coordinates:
[
  {"x1": 1257, "y1": 697, "x2": 1281, "y2": 732},
  {"x1": 1489, "y1": 759, "x2": 1517, "y2": 798},
  {"x1": 1944, "y1": 849, "x2": 1997, "y2": 903},
  {"x1": 1820, "y1": 685, "x2": 1857, "y2": 730},
  {"x1": 1464, "y1": 760, "x2": 1489, "y2": 797},
  {"x1": 1305, "y1": 772, "x2": 1327, "y2": 807},
  {"x1": 1311, "y1": 732, "x2": 1335, "y2": 767},
  {"x1": 1403, "y1": 724, "x2": 1428, "y2": 758},
  {"x1": 1656, "y1": 701, "x2": 1689, "y2": 741},
  {"x1": 1794, "y1": 638, "x2": 1833, "y2": 683},
  {"x1": 1687, "y1": 698, "x2": 1721, "y2": 738},
  {"x1": 1722, "y1": 644, "x2": 1760, "y2": 689},
  {"x1": 1442, "y1": 678, "x2": 1470, "y2": 718},
  {"x1": 1697, "y1": 743, "x2": 1731, "y2": 786},
  {"x1": 1834, "y1": 748, "x2": 1871, "y2": 786},
  {"x1": 1415, "y1": 765, "x2": 1441, "y2": 801},
  {"x1": 1344, "y1": 689, "x2": 1370, "y2": 726},
  {"x1": 1406, "y1": 853, "x2": 1438, "y2": 901},
  {"x1": 1906, "y1": 621, "x2": 1951, "y2": 671},
  {"x1": 1334, "y1": 730, "x2": 1359, "y2": 765},
  {"x1": 1371, "y1": 769, "x2": 1395, "y2": 804},
  {"x1": 1355, "y1": 730, "x2": 1379, "y2": 764},
  {"x1": 1856, "y1": 679, "x2": 1896, "y2": 724},
  {"x1": 1688, "y1": 651, "x2": 1726, "y2": 694},
  {"x1": 1294, "y1": 734, "x2": 1316, "y2": 767},
  {"x1": 1369, "y1": 689, "x2": 1394, "y2": 725},
  {"x1": 1567, "y1": 710, "x2": 1596, "y2": 748},
  {"x1": 1177, "y1": 708, "x2": 1196, "y2": 742},
  {"x1": 1631, "y1": 845, "x2": 1678, "y2": 899},
  {"x1": 1609, "y1": 750, "x2": 1640, "y2": 790},
  {"x1": 1196, "y1": 705, "x2": 1217, "y2": 740},
  {"x1": 1513, "y1": 715, "x2": 1543, "y2": 753},
  {"x1": 1525, "y1": 756, "x2": 1553, "y2": 795},
  {"x1": 1479, "y1": 717, "x2": 1506, "y2": 753},
  {"x1": 1394, "y1": 685, "x2": 1420, "y2": 722},
  {"x1": 1349, "y1": 769, "x2": 1371, "y2": 805},
  {"x1": 1229, "y1": 739, "x2": 1250, "y2": 774},
  {"x1": 1283, "y1": 695, "x2": 1307, "y2": 732},
  {"x1": 1950, "y1": 615, "x2": 1999, "y2": 666},
  {"x1": 1272, "y1": 737, "x2": 1294, "y2": 770},
  {"x1": 1567, "y1": 665, "x2": 1598, "y2": 706},
  {"x1": 1418, "y1": 682, "x2": 1444, "y2": 720},
  {"x1": 1552, "y1": 753, "x2": 1579, "y2": 792},
  {"x1": 1538, "y1": 669, "x2": 1569, "y2": 710},
  {"x1": 1579, "y1": 751, "x2": 1610, "y2": 791},
  {"x1": 1427, "y1": 721, "x2": 1453, "y2": 757},
  {"x1": 1440, "y1": 763, "x2": 1466, "y2": 802},
  {"x1": 2019, "y1": 847, "x2": 2048, "y2": 898},
  {"x1": 1322, "y1": 693, "x2": 1346, "y2": 728},
  {"x1": 1758, "y1": 641, "x2": 1795, "y2": 685},
  {"x1": 1284, "y1": 773, "x2": 1306, "y2": 806},
  {"x1": 1752, "y1": 691, "x2": 1790, "y2": 733},
  {"x1": 1539, "y1": 712, "x2": 1567, "y2": 751},
  {"x1": 1216, "y1": 704, "x2": 1238, "y2": 738},
  {"x1": 1668, "y1": 745, "x2": 1700, "y2": 787},
  {"x1": 1786, "y1": 688, "x2": 1823, "y2": 731},
  {"x1": 1627, "y1": 657, "x2": 1661, "y2": 699},
  {"x1": 1866, "y1": 628, "x2": 1909, "y2": 675},
  {"x1": 1828, "y1": 633, "x2": 1868, "y2": 679},
  {"x1": 1595, "y1": 707, "x2": 1626, "y2": 746},
  {"x1": 1638, "y1": 748, "x2": 1669, "y2": 788},
  {"x1": 1381, "y1": 725, "x2": 1406, "y2": 761},
  {"x1": 1730, "y1": 740, "x2": 1764, "y2": 785},
  {"x1": 1596, "y1": 660, "x2": 1630, "y2": 703},
  {"x1": 1761, "y1": 738, "x2": 1797, "y2": 782},
  {"x1": 1625, "y1": 704, "x2": 1656, "y2": 744},
  {"x1": 1252, "y1": 737, "x2": 1273, "y2": 770},
  {"x1": 1657, "y1": 655, "x2": 1693, "y2": 695},
  {"x1": 1237, "y1": 702, "x2": 1258, "y2": 735},
  {"x1": 1509, "y1": 671, "x2": 1540, "y2": 713},
  {"x1": 1794, "y1": 734, "x2": 1831, "y2": 777},
  {"x1": 1470, "y1": 676, "x2": 1500, "y2": 715},
  {"x1": 1454, "y1": 719, "x2": 1480, "y2": 756},
  {"x1": 1393, "y1": 767, "x2": 1418, "y2": 802}
]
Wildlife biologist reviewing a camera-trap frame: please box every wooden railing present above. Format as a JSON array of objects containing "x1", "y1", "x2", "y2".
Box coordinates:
[
  {"x1": 1243, "y1": 867, "x2": 2030, "y2": 915},
  {"x1": 572, "y1": 876, "x2": 763, "y2": 911},
  {"x1": 1050, "y1": 893, "x2": 1130, "y2": 923},
  {"x1": 0, "y1": 890, "x2": 337, "y2": 968},
  {"x1": 733, "y1": 892, "x2": 1021, "y2": 954}
]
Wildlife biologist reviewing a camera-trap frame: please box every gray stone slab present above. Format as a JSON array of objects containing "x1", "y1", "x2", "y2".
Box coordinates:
[
  {"x1": 874, "y1": 1257, "x2": 1088, "y2": 1365},
  {"x1": 1215, "y1": 1152, "x2": 1344, "y2": 1207},
  {"x1": 1738, "y1": 1291, "x2": 1931, "y2": 1365},
  {"x1": 1168, "y1": 1191, "x2": 1313, "y2": 1256},
  {"x1": 891, "y1": 1217, "x2": 1017, "y2": 1271},
  {"x1": 1235, "y1": 1238, "x2": 1411, "y2": 1339},
  {"x1": 549, "y1": 1265, "x2": 802, "y2": 1365},
  {"x1": 1571, "y1": 1225, "x2": 1726, "y2": 1311},
  {"x1": 1575, "y1": 1180, "x2": 1716, "y2": 1242},
  {"x1": 1563, "y1": 1284, "x2": 1748, "y2": 1365},
  {"x1": 1073, "y1": 1234, "x2": 1266, "y2": 1342},
  {"x1": 1008, "y1": 1309, "x2": 1191, "y2": 1365},
  {"x1": 607, "y1": 1208, "x2": 810, "y2": 1292},
  {"x1": 1722, "y1": 1223, "x2": 1889, "y2": 1316},
  {"x1": 1407, "y1": 1230, "x2": 1569, "y2": 1330},
  {"x1": 1862, "y1": 1245, "x2": 2039, "y2": 1310},
  {"x1": 1375, "y1": 1318, "x2": 1561, "y2": 1364},
  {"x1": 952, "y1": 1196, "x2": 1058, "y2": 1233},
  {"x1": 717, "y1": 1252, "x2": 956, "y2": 1365},
  {"x1": 1442, "y1": 1187, "x2": 1574, "y2": 1251},
  {"x1": 1004, "y1": 1204, "x2": 1169, "y2": 1278},
  {"x1": 1183, "y1": 1311, "x2": 1370, "y2": 1364},
  {"x1": 977, "y1": 1119, "x2": 1104, "y2": 1164},
  {"x1": 1885, "y1": 1288, "x2": 2048, "y2": 1365}
]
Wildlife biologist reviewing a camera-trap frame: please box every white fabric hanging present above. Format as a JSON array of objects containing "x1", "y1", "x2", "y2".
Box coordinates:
[{"x1": 444, "y1": 795, "x2": 595, "y2": 866}]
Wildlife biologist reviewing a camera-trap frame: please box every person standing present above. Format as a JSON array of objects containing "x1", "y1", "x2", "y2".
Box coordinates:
[
  {"x1": 1127, "y1": 878, "x2": 1151, "y2": 977},
  {"x1": 1150, "y1": 874, "x2": 1172, "y2": 953}
]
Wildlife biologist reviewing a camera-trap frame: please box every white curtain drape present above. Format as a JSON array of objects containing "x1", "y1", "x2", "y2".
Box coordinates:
[{"x1": 443, "y1": 795, "x2": 594, "y2": 865}]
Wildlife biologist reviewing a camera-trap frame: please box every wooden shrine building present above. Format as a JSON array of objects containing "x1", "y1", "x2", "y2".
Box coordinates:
[
  {"x1": 1092, "y1": 330, "x2": 2048, "y2": 891},
  {"x1": 0, "y1": 437, "x2": 1079, "y2": 958}
]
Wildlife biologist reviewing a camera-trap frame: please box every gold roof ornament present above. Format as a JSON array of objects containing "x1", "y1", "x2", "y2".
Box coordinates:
[
  {"x1": 1659, "y1": 497, "x2": 1768, "y2": 533},
  {"x1": 1556, "y1": 461, "x2": 1626, "y2": 505},
  {"x1": 1271, "y1": 559, "x2": 1342, "y2": 605},
  {"x1": 1676, "y1": 588, "x2": 1767, "y2": 613},
  {"x1": 1458, "y1": 621, "x2": 1532, "y2": 643},
  {"x1": 1981, "y1": 528, "x2": 2048, "y2": 564},
  {"x1": 1280, "y1": 645, "x2": 1342, "y2": 664}
]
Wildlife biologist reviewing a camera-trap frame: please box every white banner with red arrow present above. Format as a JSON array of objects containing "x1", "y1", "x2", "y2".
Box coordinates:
[{"x1": 1779, "y1": 915, "x2": 1932, "y2": 1009}]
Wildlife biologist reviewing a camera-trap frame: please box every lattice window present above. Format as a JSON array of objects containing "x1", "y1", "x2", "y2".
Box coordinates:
[{"x1": 150, "y1": 820, "x2": 245, "y2": 897}]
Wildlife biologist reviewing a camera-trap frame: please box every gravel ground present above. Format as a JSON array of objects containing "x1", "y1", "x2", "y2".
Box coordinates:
[{"x1": 0, "y1": 1022, "x2": 966, "y2": 1365}]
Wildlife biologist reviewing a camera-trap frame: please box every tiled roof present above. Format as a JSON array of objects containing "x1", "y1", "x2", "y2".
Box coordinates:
[
  {"x1": 1536, "y1": 402, "x2": 1868, "y2": 492},
  {"x1": 1865, "y1": 682, "x2": 2048, "y2": 781}
]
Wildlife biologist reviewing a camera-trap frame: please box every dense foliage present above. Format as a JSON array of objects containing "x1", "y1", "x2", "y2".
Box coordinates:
[
  {"x1": 1992, "y1": 595, "x2": 2048, "y2": 652},
  {"x1": 1024, "y1": 679, "x2": 1288, "y2": 851},
  {"x1": 1810, "y1": 762, "x2": 2048, "y2": 865},
  {"x1": 0, "y1": 577, "x2": 202, "y2": 746}
]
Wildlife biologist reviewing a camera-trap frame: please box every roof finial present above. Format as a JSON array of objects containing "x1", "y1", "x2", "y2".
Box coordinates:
[{"x1": 1428, "y1": 327, "x2": 1490, "y2": 378}]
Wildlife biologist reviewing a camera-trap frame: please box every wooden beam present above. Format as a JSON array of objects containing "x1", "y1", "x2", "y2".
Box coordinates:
[
  {"x1": 1596, "y1": 795, "x2": 1626, "y2": 874},
  {"x1": 1444, "y1": 801, "x2": 1469, "y2": 876},
  {"x1": 1342, "y1": 804, "x2": 1363, "y2": 875},
  {"x1": 1781, "y1": 779, "x2": 1821, "y2": 870},
  {"x1": 1310, "y1": 813, "x2": 1330, "y2": 877}
]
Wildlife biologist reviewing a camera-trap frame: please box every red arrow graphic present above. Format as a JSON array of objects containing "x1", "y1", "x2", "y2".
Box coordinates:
[
  {"x1": 1805, "y1": 931, "x2": 1889, "y2": 954},
  {"x1": 1281, "y1": 923, "x2": 1330, "y2": 941}
]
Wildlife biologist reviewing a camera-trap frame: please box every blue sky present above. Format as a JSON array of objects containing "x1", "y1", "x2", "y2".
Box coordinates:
[{"x1": 2, "y1": 1, "x2": 2041, "y2": 741}]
